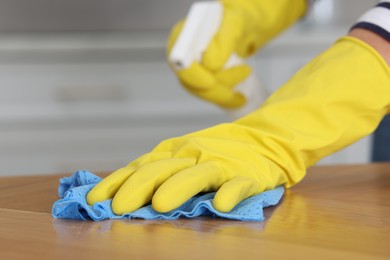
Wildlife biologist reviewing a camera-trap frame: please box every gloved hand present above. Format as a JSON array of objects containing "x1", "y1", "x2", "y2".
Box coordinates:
[
  {"x1": 87, "y1": 125, "x2": 289, "y2": 214},
  {"x1": 167, "y1": 0, "x2": 307, "y2": 108},
  {"x1": 88, "y1": 36, "x2": 390, "y2": 214}
]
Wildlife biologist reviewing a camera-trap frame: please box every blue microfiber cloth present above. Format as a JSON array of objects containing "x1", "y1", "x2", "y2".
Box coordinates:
[{"x1": 52, "y1": 170, "x2": 284, "y2": 221}]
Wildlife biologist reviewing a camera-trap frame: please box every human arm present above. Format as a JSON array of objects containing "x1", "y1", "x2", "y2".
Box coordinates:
[
  {"x1": 86, "y1": 4, "x2": 390, "y2": 215},
  {"x1": 349, "y1": 29, "x2": 390, "y2": 65},
  {"x1": 87, "y1": 36, "x2": 390, "y2": 214}
]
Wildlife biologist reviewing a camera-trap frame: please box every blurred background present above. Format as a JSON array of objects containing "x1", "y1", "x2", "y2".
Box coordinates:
[{"x1": 0, "y1": 0, "x2": 381, "y2": 176}]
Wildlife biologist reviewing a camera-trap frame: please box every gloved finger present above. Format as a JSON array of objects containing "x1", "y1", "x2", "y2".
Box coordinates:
[
  {"x1": 111, "y1": 158, "x2": 196, "y2": 215},
  {"x1": 86, "y1": 152, "x2": 170, "y2": 205},
  {"x1": 86, "y1": 166, "x2": 136, "y2": 205},
  {"x1": 151, "y1": 162, "x2": 229, "y2": 213},
  {"x1": 178, "y1": 63, "x2": 249, "y2": 107},
  {"x1": 213, "y1": 176, "x2": 262, "y2": 212},
  {"x1": 177, "y1": 62, "x2": 216, "y2": 90},
  {"x1": 166, "y1": 19, "x2": 185, "y2": 55},
  {"x1": 202, "y1": 7, "x2": 243, "y2": 71},
  {"x1": 186, "y1": 82, "x2": 246, "y2": 108},
  {"x1": 216, "y1": 65, "x2": 252, "y2": 87}
]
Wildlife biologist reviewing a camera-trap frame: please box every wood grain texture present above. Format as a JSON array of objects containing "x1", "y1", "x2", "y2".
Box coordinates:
[{"x1": 0, "y1": 164, "x2": 389, "y2": 259}]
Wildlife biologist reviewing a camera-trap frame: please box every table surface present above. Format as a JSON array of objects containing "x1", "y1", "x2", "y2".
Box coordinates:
[{"x1": 0, "y1": 164, "x2": 389, "y2": 259}]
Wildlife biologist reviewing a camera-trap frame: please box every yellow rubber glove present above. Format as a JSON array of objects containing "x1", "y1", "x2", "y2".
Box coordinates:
[
  {"x1": 88, "y1": 36, "x2": 390, "y2": 214},
  {"x1": 167, "y1": 0, "x2": 308, "y2": 108}
]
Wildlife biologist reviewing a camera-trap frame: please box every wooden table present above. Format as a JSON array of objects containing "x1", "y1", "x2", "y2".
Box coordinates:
[{"x1": 0, "y1": 164, "x2": 389, "y2": 259}]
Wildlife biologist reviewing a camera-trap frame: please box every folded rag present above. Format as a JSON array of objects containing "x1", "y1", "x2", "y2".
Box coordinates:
[{"x1": 52, "y1": 170, "x2": 284, "y2": 221}]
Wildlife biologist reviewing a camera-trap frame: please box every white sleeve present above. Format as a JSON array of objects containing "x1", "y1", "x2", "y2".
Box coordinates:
[{"x1": 351, "y1": 0, "x2": 390, "y2": 43}]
